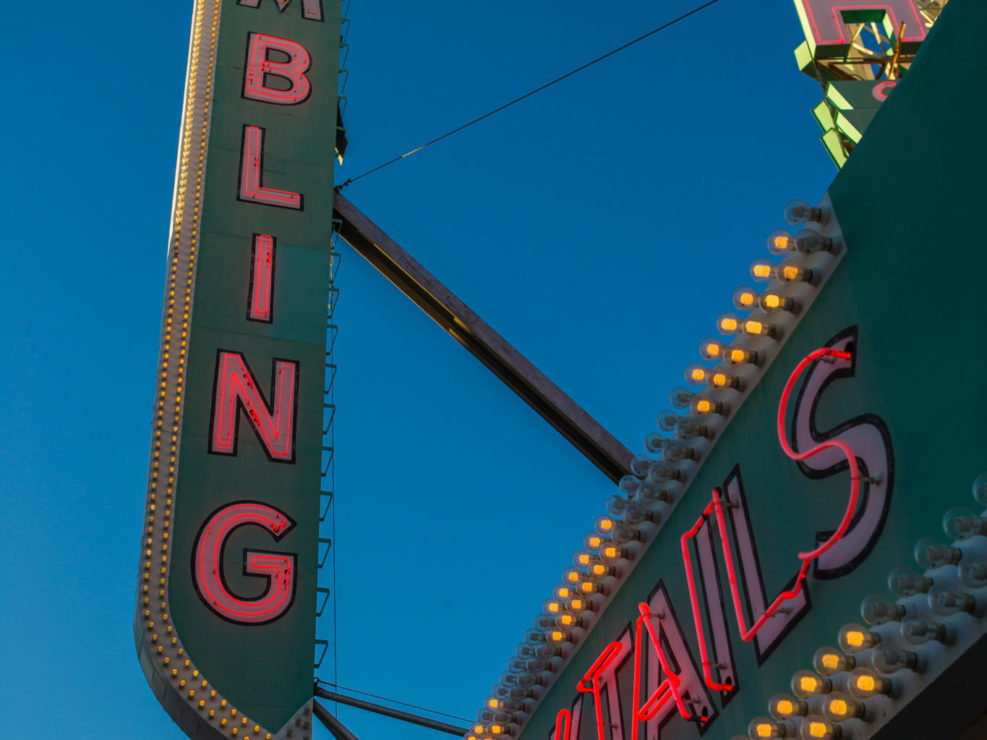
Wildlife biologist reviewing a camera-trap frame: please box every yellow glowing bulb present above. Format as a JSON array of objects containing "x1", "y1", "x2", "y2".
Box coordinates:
[
  {"x1": 800, "y1": 676, "x2": 819, "y2": 693},
  {"x1": 550, "y1": 630, "x2": 565, "y2": 642},
  {"x1": 774, "y1": 235, "x2": 790, "y2": 250},
  {"x1": 557, "y1": 586, "x2": 571, "y2": 599},
  {"x1": 560, "y1": 614, "x2": 575, "y2": 626},
  {"x1": 808, "y1": 721, "x2": 828, "y2": 738},
  {"x1": 580, "y1": 581, "x2": 594, "y2": 593},
  {"x1": 547, "y1": 602, "x2": 560, "y2": 613},
  {"x1": 491, "y1": 726, "x2": 503, "y2": 736},
  {"x1": 570, "y1": 598, "x2": 586, "y2": 611},
  {"x1": 603, "y1": 546, "x2": 618, "y2": 558},
  {"x1": 591, "y1": 563, "x2": 606, "y2": 576},
  {"x1": 690, "y1": 368, "x2": 706, "y2": 382},
  {"x1": 711, "y1": 373, "x2": 730, "y2": 387},
  {"x1": 696, "y1": 400, "x2": 713, "y2": 414},
  {"x1": 828, "y1": 699, "x2": 848, "y2": 717},
  {"x1": 487, "y1": 698, "x2": 499, "y2": 709},
  {"x1": 846, "y1": 630, "x2": 864, "y2": 647},
  {"x1": 744, "y1": 320, "x2": 764, "y2": 335},
  {"x1": 576, "y1": 553, "x2": 591, "y2": 565},
  {"x1": 587, "y1": 535, "x2": 602, "y2": 549},
  {"x1": 474, "y1": 725, "x2": 484, "y2": 734},
  {"x1": 776, "y1": 699, "x2": 794, "y2": 715},
  {"x1": 753, "y1": 263, "x2": 772, "y2": 279},
  {"x1": 598, "y1": 519, "x2": 613, "y2": 531},
  {"x1": 763, "y1": 294, "x2": 782, "y2": 309},
  {"x1": 755, "y1": 724, "x2": 773, "y2": 738},
  {"x1": 719, "y1": 317, "x2": 739, "y2": 332},
  {"x1": 856, "y1": 675, "x2": 875, "y2": 692},
  {"x1": 782, "y1": 265, "x2": 800, "y2": 280},
  {"x1": 822, "y1": 654, "x2": 839, "y2": 670},
  {"x1": 566, "y1": 571, "x2": 580, "y2": 583},
  {"x1": 738, "y1": 292, "x2": 756, "y2": 307}
]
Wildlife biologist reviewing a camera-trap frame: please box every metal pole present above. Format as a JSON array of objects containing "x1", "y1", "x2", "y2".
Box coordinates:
[
  {"x1": 313, "y1": 700, "x2": 361, "y2": 740},
  {"x1": 314, "y1": 686, "x2": 468, "y2": 737},
  {"x1": 333, "y1": 193, "x2": 634, "y2": 483}
]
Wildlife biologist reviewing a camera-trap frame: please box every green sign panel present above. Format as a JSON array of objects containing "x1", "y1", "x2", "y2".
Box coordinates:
[
  {"x1": 470, "y1": 2, "x2": 987, "y2": 739},
  {"x1": 134, "y1": 1, "x2": 340, "y2": 738}
]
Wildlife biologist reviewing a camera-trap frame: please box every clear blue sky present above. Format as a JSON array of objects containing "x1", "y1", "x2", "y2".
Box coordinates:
[{"x1": 0, "y1": 1, "x2": 836, "y2": 737}]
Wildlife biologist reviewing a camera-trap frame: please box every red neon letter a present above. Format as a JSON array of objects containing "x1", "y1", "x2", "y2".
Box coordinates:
[
  {"x1": 244, "y1": 33, "x2": 312, "y2": 105},
  {"x1": 210, "y1": 351, "x2": 298, "y2": 462}
]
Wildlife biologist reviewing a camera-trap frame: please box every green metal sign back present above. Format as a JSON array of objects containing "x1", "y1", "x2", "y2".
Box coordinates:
[{"x1": 135, "y1": 2, "x2": 340, "y2": 738}]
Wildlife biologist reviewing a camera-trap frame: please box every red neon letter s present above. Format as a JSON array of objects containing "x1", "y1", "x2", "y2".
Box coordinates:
[
  {"x1": 210, "y1": 351, "x2": 298, "y2": 462},
  {"x1": 795, "y1": 0, "x2": 926, "y2": 46},
  {"x1": 193, "y1": 502, "x2": 297, "y2": 624},
  {"x1": 244, "y1": 33, "x2": 312, "y2": 105},
  {"x1": 238, "y1": 125, "x2": 303, "y2": 210}
]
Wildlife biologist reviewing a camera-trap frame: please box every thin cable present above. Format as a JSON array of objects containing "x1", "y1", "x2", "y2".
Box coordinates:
[
  {"x1": 314, "y1": 679, "x2": 473, "y2": 723},
  {"x1": 336, "y1": 0, "x2": 721, "y2": 190}
]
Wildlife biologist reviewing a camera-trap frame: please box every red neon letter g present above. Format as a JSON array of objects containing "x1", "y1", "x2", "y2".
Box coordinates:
[
  {"x1": 244, "y1": 33, "x2": 312, "y2": 105},
  {"x1": 193, "y1": 502, "x2": 297, "y2": 625}
]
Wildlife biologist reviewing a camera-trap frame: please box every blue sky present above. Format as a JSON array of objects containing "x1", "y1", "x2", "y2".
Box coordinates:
[{"x1": 0, "y1": 1, "x2": 836, "y2": 737}]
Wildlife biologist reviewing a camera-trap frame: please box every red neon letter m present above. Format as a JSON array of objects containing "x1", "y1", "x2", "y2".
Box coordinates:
[
  {"x1": 210, "y1": 351, "x2": 298, "y2": 463},
  {"x1": 237, "y1": 0, "x2": 323, "y2": 21}
]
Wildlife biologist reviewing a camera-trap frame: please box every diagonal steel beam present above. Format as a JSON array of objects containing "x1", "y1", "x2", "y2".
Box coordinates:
[
  {"x1": 314, "y1": 686, "x2": 467, "y2": 736},
  {"x1": 332, "y1": 193, "x2": 633, "y2": 483},
  {"x1": 314, "y1": 701, "x2": 361, "y2": 740}
]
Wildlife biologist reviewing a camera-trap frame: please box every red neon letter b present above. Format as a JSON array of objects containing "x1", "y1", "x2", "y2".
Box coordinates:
[{"x1": 244, "y1": 33, "x2": 312, "y2": 105}]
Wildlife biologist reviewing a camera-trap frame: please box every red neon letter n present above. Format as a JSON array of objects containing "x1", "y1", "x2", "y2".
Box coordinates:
[{"x1": 210, "y1": 351, "x2": 297, "y2": 462}]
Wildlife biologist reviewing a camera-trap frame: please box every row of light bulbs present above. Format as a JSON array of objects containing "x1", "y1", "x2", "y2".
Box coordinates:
[
  {"x1": 464, "y1": 201, "x2": 839, "y2": 740},
  {"x1": 737, "y1": 474, "x2": 987, "y2": 740}
]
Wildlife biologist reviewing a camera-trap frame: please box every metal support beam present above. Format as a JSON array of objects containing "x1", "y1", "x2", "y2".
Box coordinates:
[
  {"x1": 333, "y1": 193, "x2": 634, "y2": 483},
  {"x1": 314, "y1": 686, "x2": 468, "y2": 737},
  {"x1": 314, "y1": 700, "x2": 361, "y2": 740}
]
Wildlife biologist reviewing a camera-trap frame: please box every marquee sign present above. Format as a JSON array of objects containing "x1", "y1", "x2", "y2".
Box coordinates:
[
  {"x1": 466, "y1": 2, "x2": 987, "y2": 739},
  {"x1": 134, "y1": 1, "x2": 341, "y2": 738}
]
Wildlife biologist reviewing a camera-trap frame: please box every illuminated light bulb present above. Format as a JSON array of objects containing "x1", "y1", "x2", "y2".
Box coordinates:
[
  {"x1": 799, "y1": 716, "x2": 840, "y2": 740},
  {"x1": 568, "y1": 597, "x2": 589, "y2": 612},
  {"x1": 743, "y1": 318, "x2": 779, "y2": 339},
  {"x1": 573, "y1": 551, "x2": 595, "y2": 568},
  {"x1": 594, "y1": 516, "x2": 615, "y2": 535},
  {"x1": 700, "y1": 339, "x2": 726, "y2": 361},
  {"x1": 733, "y1": 287, "x2": 759, "y2": 311},
  {"x1": 717, "y1": 313, "x2": 742, "y2": 336},
  {"x1": 928, "y1": 584, "x2": 976, "y2": 616},
  {"x1": 794, "y1": 228, "x2": 836, "y2": 254},
  {"x1": 942, "y1": 507, "x2": 987, "y2": 540},
  {"x1": 601, "y1": 544, "x2": 625, "y2": 561},
  {"x1": 768, "y1": 230, "x2": 797, "y2": 255},
  {"x1": 887, "y1": 567, "x2": 933, "y2": 597},
  {"x1": 486, "y1": 698, "x2": 500, "y2": 710},
  {"x1": 725, "y1": 347, "x2": 758, "y2": 366},
  {"x1": 837, "y1": 623, "x2": 879, "y2": 654},
  {"x1": 589, "y1": 563, "x2": 612, "y2": 577},
  {"x1": 751, "y1": 259, "x2": 775, "y2": 283},
  {"x1": 959, "y1": 554, "x2": 987, "y2": 588},
  {"x1": 761, "y1": 292, "x2": 796, "y2": 312},
  {"x1": 669, "y1": 386, "x2": 696, "y2": 410},
  {"x1": 675, "y1": 417, "x2": 712, "y2": 440},
  {"x1": 709, "y1": 370, "x2": 741, "y2": 389},
  {"x1": 553, "y1": 584, "x2": 573, "y2": 601},
  {"x1": 822, "y1": 693, "x2": 864, "y2": 722},
  {"x1": 583, "y1": 534, "x2": 604, "y2": 553},
  {"x1": 562, "y1": 568, "x2": 583, "y2": 585},
  {"x1": 848, "y1": 667, "x2": 891, "y2": 698},
  {"x1": 691, "y1": 397, "x2": 725, "y2": 416},
  {"x1": 684, "y1": 364, "x2": 709, "y2": 386},
  {"x1": 747, "y1": 717, "x2": 786, "y2": 738},
  {"x1": 972, "y1": 473, "x2": 987, "y2": 507},
  {"x1": 900, "y1": 617, "x2": 946, "y2": 645},
  {"x1": 860, "y1": 593, "x2": 906, "y2": 625},
  {"x1": 784, "y1": 199, "x2": 824, "y2": 225},
  {"x1": 549, "y1": 630, "x2": 570, "y2": 643},
  {"x1": 657, "y1": 410, "x2": 681, "y2": 432},
  {"x1": 791, "y1": 670, "x2": 831, "y2": 698},
  {"x1": 812, "y1": 647, "x2": 854, "y2": 676},
  {"x1": 775, "y1": 260, "x2": 813, "y2": 284},
  {"x1": 579, "y1": 579, "x2": 603, "y2": 594},
  {"x1": 914, "y1": 537, "x2": 962, "y2": 569},
  {"x1": 769, "y1": 693, "x2": 808, "y2": 719},
  {"x1": 558, "y1": 613, "x2": 582, "y2": 628},
  {"x1": 872, "y1": 647, "x2": 917, "y2": 674}
]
